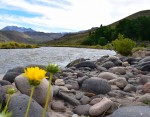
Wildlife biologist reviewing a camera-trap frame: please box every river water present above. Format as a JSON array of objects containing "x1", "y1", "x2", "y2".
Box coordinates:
[{"x1": 0, "y1": 47, "x2": 116, "y2": 74}]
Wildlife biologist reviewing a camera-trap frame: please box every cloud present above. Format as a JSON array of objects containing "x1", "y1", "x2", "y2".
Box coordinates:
[{"x1": 0, "y1": 0, "x2": 150, "y2": 32}]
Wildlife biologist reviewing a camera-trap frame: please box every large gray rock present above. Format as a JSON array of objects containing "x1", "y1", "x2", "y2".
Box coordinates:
[
  {"x1": 81, "y1": 77, "x2": 111, "y2": 94},
  {"x1": 7, "y1": 66, "x2": 25, "y2": 73},
  {"x1": 101, "y1": 61, "x2": 115, "y2": 69},
  {"x1": 75, "y1": 61, "x2": 97, "y2": 69},
  {"x1": 0, "y1": 88, "x2": 5, "y2": 106},
  {"x1": 139, "y1": 56, "x2": 150, "y2": 63},
  {"x1": 110, "y1": 106, "x2": 150, "y2": 117},
  {"x1": 110, "y1": 67, "x2": 126, "y2": 75},
  {"x1": 73, "y1": 104, "x2": 91, "y2": 116},
  {"x1": 8, "y1": 94, "x2": 49, "y2": 117},
  {"x1": 98, "y1": 72, "x2": 118, "y2": 80},
  {"x1": 136, "y1": 93, "x2": 150, "y2": 103},
  {"x1": 66, "y1": 58, "x2": 86, "y2": 67},
  {"x1": 139, "y1": 75, "x2": 150, "y2": 85},
  {"x1": 3, "y1": 72, "x2": 20, "y2": 83},
  {"x1": 15, "y1": 75, "x2": 53, "y2": 106},
  {"x1": 89, "y1": 97, "x2": 113, "y2": 116}
]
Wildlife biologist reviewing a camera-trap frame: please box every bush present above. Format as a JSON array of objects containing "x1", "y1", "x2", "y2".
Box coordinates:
[{"x1": 112, "y1": 34, "x2": 136, "y2": 56}]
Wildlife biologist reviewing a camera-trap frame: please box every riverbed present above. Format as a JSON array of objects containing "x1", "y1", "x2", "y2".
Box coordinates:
[{"x1": 0, "y1": 47, "x2": 116, "y2": 74}]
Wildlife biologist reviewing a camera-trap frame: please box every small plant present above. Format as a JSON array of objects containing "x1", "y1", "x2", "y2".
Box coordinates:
[
  {"x1": 23, "y1": 67, "x2": 47, "y2": 117},
  {"x1": 112, "y1": 34, "x2": 136, "y2": 56},
  {"x1": 42, "y1": 64, "x2": 59, "y2": 117}
]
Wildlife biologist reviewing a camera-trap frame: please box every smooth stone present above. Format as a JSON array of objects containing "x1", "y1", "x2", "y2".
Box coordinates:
[
  {"x1": 108, "y1": 78, "x2": 128, "y2": 89},
  {"x1": 110, "y1": 67, "x2": 126, "y2": 75},
  {"x1": 64, "y1": 79, "x2": 79, "y2": 90},
  {"x1": 7, "y1": 66, "x2": 25, "y2": 73},
  {"x1": 136, "y1": 93, "x2": 150, "y2": 103},
  {"x1": 15, "y1": 75, "x2": 53, "y2": 106},
  {"x1": 101, "y1": 61, "x2": 115, "y2": 69},
  {"x1": 0, "y1": 88, "x2": 5, "y2": 105},
  {"x1": 58, "y1": 91, "x2": 80, "y2": 106},
  {"x1": 51, "y1": 101, "x2": 66, "y2": 112},
  {"x1": 139, "y1": 75, "x2": 150, "y2": 85},
  {"x1": 8, "y1": 94, "x2": 49, "y2": 117},
  {"x1": 3, "y1": 72, "x2": 20, "y2": 83},
  {"x1": 80, "y1": 96, "x2": 90, "y2": 105},
  {"x1": 89, "y1": 97, "x2": 113, "y2": 116},
  {"x1": 89, "y1": 98, "x2": 102, "y2": 105},
  {"x1": 110, "y1": 106, "x2": 150, "y2": 117},
  {"x1": 75, "y1": 61, "x2": 97, "y2": 69},
  {"x1": 0, "y1": 80, "x2": 11, "y2": 86},
  {"x1": 98, "y1": 72, "x2": 118, "y2": 80},
  {"x1": 66, "y1": 58, "x2": 86, "y2": 67},
  {"x1": 123, "y1": 84, "x2": 136, "y2": 92},
  {"x1": 75, "y1": 91, "x2": 84, "y2": 100},
  {"x1": 142, "y1": 82, "x2": 150, "y2": 93},
  {"x1": 55, "y1": 79, "x2": 65, "y2": 86},
  {"x1": 82, "y1": 77, "x2": 111, "y2": 94},
  {"x1": 73, "y1": 104, "x2": 91, "y2": 116}
]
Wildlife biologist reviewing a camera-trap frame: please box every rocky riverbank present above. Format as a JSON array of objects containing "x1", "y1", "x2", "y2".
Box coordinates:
[{"x1": 1, "y1": 50, "x2": 150, "y2": 117}]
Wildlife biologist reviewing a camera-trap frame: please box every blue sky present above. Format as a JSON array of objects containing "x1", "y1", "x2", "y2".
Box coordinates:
[{"x1": 0, "y1": 0, "x2": 150, "y2": 32}]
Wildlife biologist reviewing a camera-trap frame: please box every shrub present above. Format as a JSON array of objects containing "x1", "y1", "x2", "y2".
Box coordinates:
[{"x1": 112, "y1": 34, "x2": 136, "y2": 56}]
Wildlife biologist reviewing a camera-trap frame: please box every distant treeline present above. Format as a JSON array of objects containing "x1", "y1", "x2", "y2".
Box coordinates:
[{"x1": 82, "y1": 16, "x2": 150, "y2": 45}]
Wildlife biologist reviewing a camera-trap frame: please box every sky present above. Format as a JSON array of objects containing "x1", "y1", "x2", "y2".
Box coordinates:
[{"x1": 0, "y1": 0, "x2": 150, "y2": 32}]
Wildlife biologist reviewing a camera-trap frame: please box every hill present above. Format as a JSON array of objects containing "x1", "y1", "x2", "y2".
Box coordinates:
[
  {"x1": 2, "y1": 26, "x2": 35, "y2": 32},
  {"x1": 45, "y1": 10, "x2": 150, "y2": 45}
]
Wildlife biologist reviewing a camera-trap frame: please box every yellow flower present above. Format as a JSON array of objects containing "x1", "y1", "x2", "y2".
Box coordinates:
[{"x1": 23, "y1": 67, "x2": 47, "y2": 86}]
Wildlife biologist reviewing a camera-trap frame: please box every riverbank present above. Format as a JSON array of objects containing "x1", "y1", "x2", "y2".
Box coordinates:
[{"x1": 0, "y1": 49, "x2": 150, "y2": 117}]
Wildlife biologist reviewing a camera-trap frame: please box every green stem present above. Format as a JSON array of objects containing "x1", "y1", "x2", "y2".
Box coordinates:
[
  {"x1": 42, "y1": 73, "x2": 53, "y2": 117},
  {"x1": 25, "y1": 86, "x2": 35, "y2": 117},
  {"x1": 4, "y1": 94, "x2": 11, "y2": 112}
]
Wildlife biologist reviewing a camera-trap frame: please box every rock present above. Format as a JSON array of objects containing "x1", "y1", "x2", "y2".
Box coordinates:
[
  {"x1": 73, "y1": 104, "x2": 91, "y2": 116},
  {"x1": 97, "y1": 66, "x2": 107, "y2": 72},
  {"x1": 109, "y1": 78, "x2": 128, "y2": 89},
  {"x1": 64, "y1": 79, "x2": 79, "y2": 90},
  {"x1": 51, "y1": 101, "x2": 66, "y2": 112},
  {"x1": 141, "y1": 63, "x2": 150, "y2": 72},
  {"x1": 108, "y1": 56, "x2": 119, "y2": 62},
  {"x1": 8, "y1": 94, "x2": 49, "y2": 117},
  {"x1": 75, "y1": 61, "x2": 97, "y2": 69},
  {"x1": 139, "y1": 75, "x2": 150, "y2": 85},
  {"x1": 58, "y1": 91, "x2": 80, "y2": 106},
  {"x1": 77, "y1": 76, "x2": 89, "y2": 86},
  {"x1": 98, "y1": 72, "x2": 118, "y2": 80},
  {"x1": 122, "y1": 62, "x2": 129, "y2": 67},
  {"x1": 123, "y1": 84, "x2": 136, "y2": 92},
  {"x1": 139, "y1": 56, "x2": 150, "y2": 63},
  {"x1": 132, "y1": 50, "x2": 146, "y2": 58},
  {"x1": 113, "y1": 60, "x2": 122, "y2": 66},
  {"x1": 110, "y1": 106, "x2": 150, "y2": 117},
  {"x1": 0, "y1": 85, "x2": 17, "y2": 94},
  {"x1": 124, "y1": 57, "x2": 137, "y2": 65},
  {"x1": 101, "y1": 61, "x2": 115, "y2": 69},
  {"x1": 142, "y1": 82, "x2": 150, "y2": 93},
  {"x1": 3, "y1": 72, "x2": 20, "y2": 83},
  {"x1": 82, "y1": 77, "x2": 111, "y2": 94},
  {"x1": 136, "y1": 93, "x2": 150, "y2": 103},
  {"x1": 15, "y1": 75, "x2": 53, "y2": 106},
  {"x1": 75, "y1": 91, "x2": 84, "y2": 100},
  {"x1": 89, "y1": 97, "x2": 113, "y2": 116},
  {"x1": 89, "y1": 98, "x2": 102, "y2": 105},
  {"x1": 66, "y1": 58, "x2": 86, "y2": 67},
  {"x1": 80, "y1": 96, "x2": 90, "y2": 104},
  {"x1": 110, "y1": 67, "x2": 126, "y2": 75},
  {"x1": 0, "y1": 88, "x2": 5, "y2": 105},
  {"x1": 7, "y1": 66, "x2": 25, "y2": 73},
  {"x1": 55, "y1": 79, "x2": 65, "y2": 86},
  {"x1": 0, "y1": 80, "x2": 11, "y2": 86}
]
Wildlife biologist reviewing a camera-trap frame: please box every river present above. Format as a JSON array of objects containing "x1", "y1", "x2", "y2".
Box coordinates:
[{"x1": 0, "y1": 47, "x2": 116, "y2": 74}]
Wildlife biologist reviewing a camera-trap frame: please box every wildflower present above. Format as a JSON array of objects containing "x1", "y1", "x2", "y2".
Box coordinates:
[
  {"x1": 23, "y1": 67, "x2": 47, "y2": 117},
  {"x1": 42, "y1": 64, "x2": 59, "y2": 117}
]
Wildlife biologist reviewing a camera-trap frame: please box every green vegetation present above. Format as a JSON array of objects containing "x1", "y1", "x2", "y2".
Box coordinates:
[
  {"x1": 131, "y1": 46, "x2": 146, "y2": 53},
  {"x1": 0, "y1": 42, "x2": 38, "y2": 49},
  {"x1": 112, "y1": 34, "x2": 136, "y2": 56}
]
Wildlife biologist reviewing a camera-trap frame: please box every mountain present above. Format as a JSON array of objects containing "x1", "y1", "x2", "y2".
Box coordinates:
[
  {"x1": 46, "y1": 10, "x2": 150, "y2": 45},
  {"x1": 2, "y1": 26, "x2": 35, "y2": 32}
]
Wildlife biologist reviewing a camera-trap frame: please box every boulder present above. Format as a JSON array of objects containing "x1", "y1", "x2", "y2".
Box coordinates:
[
  {"x1": 98, "y1": 72, "x2": 118, "y2": 80},
  {"x1": 81, "y1": 77, "x2": 111, "y2": 94},
  {"x1": 75, "y1": 61, "x2": 97, "y2": 69},
  {"x1": 8, "y1": 94, "x2": 49, "y2": 117},
  {"x1": 15, "y1": 75, "x2": 53, "y2": 106},
  {"x1": 3, "y1": 72, "x2": 20, "y2": 83},
  {"x1": 66, "y1": 58, "x2": 86, "y2": 67},
  {"x1": 136, "y1": 93, "x2": 150, "y2": 103},
  {"x1": 7, "y1": 66, "x2": 25, "y2": 73},
  {"x1": 89, "y1": 97, "x2": 113, "y2": 116},
  {"x1": 110, "y1": 106, "x2": 150, "y2": 117},
  {"x1": 0, "y1": 80, "x2": 11, "y2": 86}
]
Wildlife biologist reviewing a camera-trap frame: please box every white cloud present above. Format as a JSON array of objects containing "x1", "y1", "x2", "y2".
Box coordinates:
[{"x1": 0, "y1": 0, "x2": 150, "y2": 32}]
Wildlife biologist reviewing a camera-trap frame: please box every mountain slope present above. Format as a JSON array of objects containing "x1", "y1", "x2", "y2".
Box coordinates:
[
  {"x1": 46, "y1": 10, "x2": 150, "y2": 45},
  {"x1": 2, "y1": 26, "x2": 35, "y2": 32}
]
